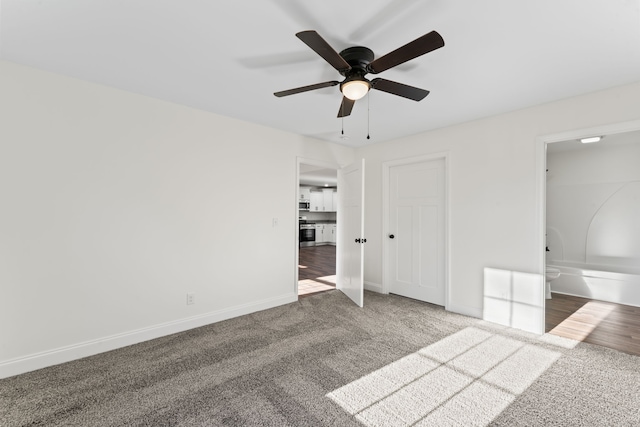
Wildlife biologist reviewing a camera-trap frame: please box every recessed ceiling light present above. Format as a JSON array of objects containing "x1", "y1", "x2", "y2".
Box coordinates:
[{"x1": 579, "y1": 136, "x2": 603, "y2": 144}]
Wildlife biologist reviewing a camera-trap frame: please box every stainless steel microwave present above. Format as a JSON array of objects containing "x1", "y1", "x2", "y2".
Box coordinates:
[{"x1": 299, "y1": 200, "x2": 310, "y2": 210}]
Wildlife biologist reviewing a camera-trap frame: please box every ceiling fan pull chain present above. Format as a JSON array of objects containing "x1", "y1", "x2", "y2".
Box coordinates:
[
  {"x1": 367, "y1": 92, "x2": 371, "y2": 140},
  {"x1": 341, "y1": 100, "x2": 347, "y2": 138}
]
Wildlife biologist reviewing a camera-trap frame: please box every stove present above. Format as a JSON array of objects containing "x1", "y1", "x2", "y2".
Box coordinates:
[{"x1": 299, "y1": 220, "x2": 316, "y2": 247}]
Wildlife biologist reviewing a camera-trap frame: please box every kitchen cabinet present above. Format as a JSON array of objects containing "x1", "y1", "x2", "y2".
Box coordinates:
[
  {"x1": 310, "y1": 189, "x2": 338, "y2": 211},
  {"x1": 328, "y1": 224, "x2": 336, "y2": 244},
  {"x1": 299, "y1": 187, "x2": 311, "y2": 201},
  {"x1": 310, "y1": 191, "x2": 324, "y2": 211},
  {"x1": 314, "y1": 224, "x2": 336, "y2": 245},
  {"x1": 314, "y1": 224, "x2": 326, "y2": 243},
  {"x1": 322, "y1": 189, "x2": 334, "y2": 211}
]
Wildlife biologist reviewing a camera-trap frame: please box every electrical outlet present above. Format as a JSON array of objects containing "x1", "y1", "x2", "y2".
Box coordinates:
[
  {"x1": 186, "y1": 293, "x2": 195, "y2": 305},
  {"x1": 272, "y1": 217, "x2": 279, "y2": 227}
]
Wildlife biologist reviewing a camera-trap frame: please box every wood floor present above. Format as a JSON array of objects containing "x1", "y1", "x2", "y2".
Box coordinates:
[
  {"x1": 546, "y1": 292, "x2": 640, "y2": 356},
  {"x1": 298, "y1": 249, "x2": 640, "y2": 356},
  {"x1": 298, "y1": 245, "x2": 336, "y2": 298}
]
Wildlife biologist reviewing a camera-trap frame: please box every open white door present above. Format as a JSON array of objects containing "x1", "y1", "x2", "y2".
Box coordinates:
[{"x1": 337, "y1": 159, "x2": 365, "y2": 307}]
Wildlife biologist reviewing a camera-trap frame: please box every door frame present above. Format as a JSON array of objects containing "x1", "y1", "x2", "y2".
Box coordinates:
[
  {"x1": 295, "y1": 157, "x2": 340, "y2": 297},
  {"x1": 535, "y1": 119, "x2": 640, "y2": 329},
  {"x1": 381, "y1": 152, "x2": 450, "y2": 309}
]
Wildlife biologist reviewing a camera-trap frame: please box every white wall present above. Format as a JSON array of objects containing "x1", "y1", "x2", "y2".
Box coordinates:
[
  {"x1": 356, "y1": 81, "x2": 640, "y2": 317},
  {"x1": 2, "y1": 59, "x2": 640, "y2": 377},
  {"x1": 546, "y1": 138, "x2": 640, "y2": 268},
  {"x1": 0, "y1": 61, "x2": 354, "y2": 377}
]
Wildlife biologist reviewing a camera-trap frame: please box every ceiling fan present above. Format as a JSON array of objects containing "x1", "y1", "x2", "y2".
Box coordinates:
[{"x1": 274, "y1": 30, "x2": 445, "y2": 118}]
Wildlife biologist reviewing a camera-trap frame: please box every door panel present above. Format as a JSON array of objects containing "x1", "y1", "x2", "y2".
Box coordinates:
[
  {"x1": 396, "y1": 206, "x2": 413, "y2": 284},
  {"x1": 419, "y1": 205, "x2": 439, "y2": 288},
  {"x1": 337, "y1": 160, "x2": 365, "y2": 307},
  {"x1": 389, "y1": 158, "x2": 445, "y2": 305}
]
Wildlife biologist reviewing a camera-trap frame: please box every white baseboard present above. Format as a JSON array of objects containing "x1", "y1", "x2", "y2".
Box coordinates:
[
  {"x1": 0, "y1": 293, "x2": 297, "y2": 379},
  {"x1": 364, "y1": 281, "x2": 384, "y2": 294},
  {"x1": 364, "y1": 283, "x2": 482, "y2": 319},
  {"x1": 447, "y1": 302, "x2": 482, "y2": 319}
]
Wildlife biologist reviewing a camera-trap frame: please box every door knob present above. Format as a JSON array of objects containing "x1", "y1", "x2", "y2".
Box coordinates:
[{"x1": 389, "y1": 234, "x2": 395, "y2": 239}]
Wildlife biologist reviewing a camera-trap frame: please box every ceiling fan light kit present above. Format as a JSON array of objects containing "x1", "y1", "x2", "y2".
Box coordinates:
[
  {"x1": 341, "y1": 78, "x2": 370, "y2": 100},
  {"x1": 274, "y1": 29, "x2": 445, "y2": 119}
]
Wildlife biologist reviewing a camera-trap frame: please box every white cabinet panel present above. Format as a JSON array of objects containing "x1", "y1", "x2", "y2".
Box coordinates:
[
  {"x1": 299, "y1": 187, "x2": 311, "y2": 201},
  {"x1": 310, "y1": 191, "x2": 323, "y2": 211},
  {"x1": 315, "y1": 224, "x2": 325, "y2": 243},
  {"x1": 323, "y1": 189, "x2": 334, "y2": 211},
  {"x1": 328, "y1": 224, "x2": 337, "y2": 244},
  {"x1": 310, "y1": 189, "x2": 338, "y2": 211}
]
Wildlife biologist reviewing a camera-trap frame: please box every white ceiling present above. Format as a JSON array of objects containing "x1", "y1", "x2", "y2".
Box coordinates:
[
  {"x1": 2, "y1": 1, "x2": 640, "y2": 147},
  {"x1": 299, "y1": 164, "x2": 337, "y2": 187}
]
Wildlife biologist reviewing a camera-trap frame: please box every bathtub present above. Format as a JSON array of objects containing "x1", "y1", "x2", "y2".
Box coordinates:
[{"x1": 546, "y1": 261, "x2": 640, "y2": 307}]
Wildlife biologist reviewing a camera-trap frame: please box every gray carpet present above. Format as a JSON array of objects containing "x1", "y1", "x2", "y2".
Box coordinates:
[{"x1": 1, "y1": 290, "x2": 639, "y2": 426}]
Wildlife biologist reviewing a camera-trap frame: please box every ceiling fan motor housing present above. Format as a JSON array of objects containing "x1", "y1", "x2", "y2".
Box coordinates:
[
  {"x1": 339, "y1": 46, "x2": 374, "y2": 98},
  {"x1": 338, "y1": 46, "x2": 374, "y2": 77}
]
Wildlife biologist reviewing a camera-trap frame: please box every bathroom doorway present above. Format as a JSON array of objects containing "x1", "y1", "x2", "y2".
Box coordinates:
[{"x1": 540, "y1": 121, "x2": 640, "y2": 355}]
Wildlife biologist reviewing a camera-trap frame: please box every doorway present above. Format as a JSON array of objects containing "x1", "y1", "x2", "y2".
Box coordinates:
[
  {"x1": 383, "y1": 154, "x2": 448, "y2": 307},
  {"x1": 539, "y1": 120, "x2": 640, "y2": 353},
  {"x1": 297, "y1": 162, "x2": 338, "y2": 298},
  {"x1": 298, "y1": 245, "x2": 336, "y2": 297}
]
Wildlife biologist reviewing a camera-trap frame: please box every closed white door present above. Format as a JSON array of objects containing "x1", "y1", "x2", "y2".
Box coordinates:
[
  {"x1": 337, "y1": 160, "x2": 365, "y2": 307},
  {"x1": 388, "y1": 158, "x2": 445, "y2": 305}
]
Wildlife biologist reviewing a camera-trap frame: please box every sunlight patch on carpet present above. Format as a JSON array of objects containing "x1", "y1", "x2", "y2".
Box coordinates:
[
  {"x1": 327, "y1": 327, "x2": 561, "y2": 426},
  {"x1": 537, "y1": 332, "x2": 580, "y2": 349}
]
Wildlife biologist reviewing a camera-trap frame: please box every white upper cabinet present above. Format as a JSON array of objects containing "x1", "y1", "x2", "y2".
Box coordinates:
[
  {"x1": 322, "y1": 189, "x2": 334, "y2": 211},
  {"x1": 299, "y1": 187, "x2": 311, "y2": 201},
  {"x1": 310, "y1": 188, "x2": 338, "y2": 211},
  {"x1": 310, "y1": 191, "x2": 324, "y2": 211}
]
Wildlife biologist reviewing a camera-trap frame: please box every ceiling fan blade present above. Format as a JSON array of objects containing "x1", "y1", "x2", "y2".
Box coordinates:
[
  {"x1": 337, "y1": 97, "x2": 355, "y2": 118},
  {"x1": 296, "y1": 30, "x2": 352, "y2": 73},
  {"x1": 367, "y1": 31, "x2": 444, "y2": 74},
  {"x1": 371, "y1": 78, "x2": 429, "y2": 101},
  {"x1": 274, "y1": 81, "x2": 339, "y2": 97}
]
